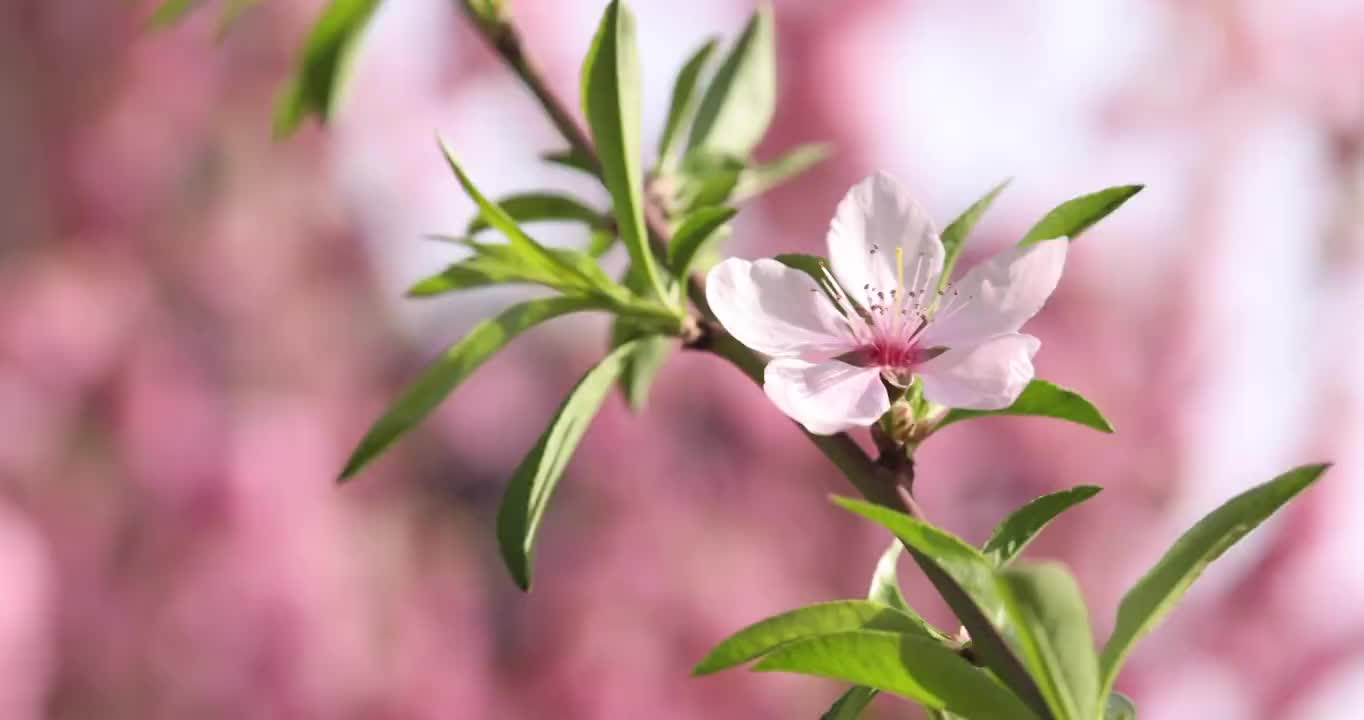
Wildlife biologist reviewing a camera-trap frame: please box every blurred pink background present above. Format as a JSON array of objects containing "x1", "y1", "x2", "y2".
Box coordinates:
[{"x1": 2, "y1": 0, "x2": 1362, "y2": 718}]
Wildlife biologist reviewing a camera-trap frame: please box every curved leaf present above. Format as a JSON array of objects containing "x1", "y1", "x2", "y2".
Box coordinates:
[
  {"x1": 467, "y1": 192, "x2": 611, "y2": 234},
  {"x1": 938, "y1": 178, "x2": 1011, "y2": 289},
  {"x1": 338, "y1": 296, "x2": 599, "y2": 480},
  {"x1": 984, "y1": 486, "x2": 1103, "y2": 566},
  {"x1": 937, "y1": 379, "x2": 1114, "y2": 433},
  {"x1": 582, "y1": 0, "x2": 668, "y2": 301},
  {"x1": 868, "y1": 540, "x2": 911, "y2": 614},
  {"x1": 997, "y1": 563, "x2": 1100, "y2": 720},
  {"x1": 687, "y1": 3, "x2": 776, "y2": 158},
  {"x1": 541, "y1": 148, "x2": 597, "y2": 175},
  {"x1": 668, "y1": 206, "x2": 737, "y2": 278},
  {"x1": 754, "y1": 630, "x2": 1039, "y2": 720},
  {"x1": 1104, "y1": 692, "x2": 1137, "y2": 720},
  {"x1": 732, "y1": 143, "x2": 831, "y2": 201},
  {"x1": 693, "y1": 600, "x2": 933, "y2": 676},
  {"x1": 274, "y1": 0, "x2": 383, "y2": 135},
  {"x1": 1097, "y1": 463, "x2": 1330, "y2": 699},
  {"x1": 658, "y1": 38, "x2": 720, "y2": 169},
  {"x1": 822, "y1": 687, "x2": 877, "y2": 720},
  {"x1": 497, "y1": 339, "x2": 647, "y2": 590},
  {"x1": 1019, "y1": 185, "x2": 1143, "y2": 246}
]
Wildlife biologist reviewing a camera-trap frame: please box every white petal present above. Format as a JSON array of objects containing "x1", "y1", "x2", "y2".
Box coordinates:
[
  {"x1": 706, "y1": 258, "x2": 854, "y2": 359},
  {"x1": 763, "y1": 358, "x2": 890, "y2": 435},
  {"x1": 919, "y1": 238, "x2": 1067, "y2": 349},
  {"x1": 916, "y1": 333, "x2": 1039, "y2": 410},
  {"x1": 827, "y1": 172, "x2": 944, "y2": 305}
]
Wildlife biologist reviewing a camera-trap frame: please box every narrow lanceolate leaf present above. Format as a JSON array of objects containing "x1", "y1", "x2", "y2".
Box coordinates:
[
  {"x1": 983, "y1": 485, "x2": 1103, "y2": 566},
  {"x1": 937, "y1": 379, "x2": 1114, "y2": 433},
  {"x1": 693, "y1": 600, "x2": 934, "y2": 675},
  {"x1": 610, "y1": 321, "x2": 673, "y2": 413},
  {"x1": 1019, "y1": 185, "x2": 1143, "y2": 246},
  {"x1": 732, "y1": 143, "x2": 832, "y2": 202},
  {"x1": 408, "y1": 238, "x2": 621, "y2": 298},
  {"x1": 338, "y1": 296, "x2": 599, "y2": 481},
  {"x1": 497, "y1": 340, "x2": 646, "y2": 590},
  {"x1": 668, "y1": 206, "x2": 737, "y2": 278},
  {"x1": 582, "y1": 1, "x2": 669, "y2": 302},
  {"x1": 274, "y1": 0, "x2": 384, "y2": 136},
  {"x1": 1104, "y1": 692, "x2": 1137, "y2": 720},
  {"x1": 466, "y1": 192, "x2": 611, "y2": 235},
  {"x1": 821, "y1": 686, "x2": 878, "y2": 720},
  {"x1": 658, "y1": 38, "x2": 720, "y2": 170},
  {"x1": 867, "y1": 541, "x2": 911, "y2": 614},
  {"x1": 754, "y1": 631, "x2": 1039, "y2": 720},
  {"x1": 997, "y1": 563, "x2": 1101, "y2": 720},
  {"x1": 687, "y1": 3, "x2": 776, "y2": 158},
  {"x1": 438, "y1": 141, "x2": 630, "y2": 303},
  {"x1": 541, "y1": 148, "x2": 598, "y2": 175},
  {"x1": 832, "y1": 497, "x2": 1051, "y2": 720},
  {"x1": 1098, "y1": 463, "x2": 1330, "y2": 699},
  {"x1": 938, "y1": 178, "x2": 1011, "y2": 289}
]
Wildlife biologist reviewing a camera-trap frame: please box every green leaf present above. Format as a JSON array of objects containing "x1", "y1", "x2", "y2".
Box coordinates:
[
  {"x1": 581, "y1": 0, "x2": 669, "y2": 303},
  {"x1": 693, "y1": 600, "x2": 934, "y2": 676},
  {"x1": 541, "y1": 148, "x2": 597, "y2": 175},
  {"x1": 867, "y1": 541, "x2": 911, "y2": 613},
  {"x1": 466, "y1": 192, "x2": 611, "y2": 235},
  {"x1": 938, "y1": 178, "x2": 1011, "y2": 289},
  {"x1": 937, "y1": 379, "x2": 1114, "y2": 434},
  {"x1": 1019, "y1": 185, "x2": 1143, "y2": 246},
  {"x1": 983, "y1": 486, "x2": 1103, "y2": 566},
  {"x1": 997, "y1": 563, "x2": 1100, "y2": 720},
  {"x1": 438, "y1": 141, "x2": 636, "y2": 305},
  {"x1": 658, "y1": 38, "x2": 720, "y2": 170},
  {"x1": 497, "y1": 339, "x2": 646, "y2": 590},
  {"x1": 687, "y1": 3, "x2": 776, "y2": 159},
  {"x1": 754, "y1": 630, "x2": 1039, "y2": 720},
  {"x1": 149, "y1": 0, "x2": 201, "y2": 28},
  {"x1": 407, "y1": 238, "x2": 623, "y2": 298},
  {"x1": 1104, "y1": 692, "x2": 1137, "y2": 720},
  {"x1": 1098, "y1": 463, "x2": 1330, "y2": 700},
  {"x1": 832, "y1": 497, "x2": 1051, "y2": 719},
  {"x1": 610, "y1": 321, "x2": 673, "y2": 413},
  {"x1": 732, "y1": 143, "x2": 832, "y2": 201},
  {"x1": 668, "y1": 206, "x2": 737, "y2": 278},
  {"x1": 821, "y1": 687, "x2": 877, "y2": 720},
  {"x1": 338, "y1": 296, "x2": 599, "y2": 481},
  {"x1": 587, "y1": 229, "x2": 616, "y2": 257},
  {"x1": 273, "y1": 0, "x2": 383, "y2": 136}
]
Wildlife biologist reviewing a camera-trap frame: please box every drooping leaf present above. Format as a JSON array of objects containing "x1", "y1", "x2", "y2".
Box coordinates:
[
  {"x1": 754, "y1": 630, "x2": 1039, "y2": 720},
  {"x1": 587, "y1": 229, "x2": 617, "y2": 257},
  {"x1": 1104, "y1": 692, "x2": 1137, "y2": 720},
  {"x1": 687, "y1": 3, "x2": 776, "y2": 158},
  {"x1": 610, "y1": 321, "x2": 673, "y2": 413},
  {"x1": 338, "y1": 296, "x2": 600, "y2": 480},
  {"x1": 821, "y1": 686, "x2": 878, "y2": 720},
  {"x1": 983, "y1": 486, "x2": 1103, "y2": 566},
  {"x1": 1097, "y1": 463, "x2": 1330, "y2": 699},
  {"x1": 581, "y1": 0, "x2": 669, "y2": 302},
  {"x1": 541, "y1": 148, "x2": 598, "y2": 175},
  {"x1": 274, "y1": 0, "x2": 384, "y2": 136},
  {"x1": 658, "y1": 38, "x2": 720, "y2": 170},
  {"x1": 668, "y1": 206, "x2": 737, "y2": 278},
  {"x1": 497, "y1": 340, "x2": 647, "y2": 590},
  {"x1": 732, "y1": 143, "x2": 832, "y2": 201},
  {"x1": 937, "y1": 379, "x2": 1114, "y2": 434},
  {"x1": 996, "y1": 563, "x2": 1101, "y2": 720},
  {"x1": 832, "y1": 497, "x2": 1051, "y2": 719},
  {"x1": 671, "y1": 151, "x2": 745, "y2": 213},
  {"x1": 693, "y1": 600, "x2": 934, "y2": 676},
  {"x1": 407, "y1": 238, "x2": 622, "y2": 298},
  {"x1": 938, "y1": 178, "x2": 1011, "y2": 289},
  {"x1": 466, "y1": 192, "x2": 611, "y2": 235},
  {"x1": 1019, "y1": 185, "x2": 1143, "y2": 246}
]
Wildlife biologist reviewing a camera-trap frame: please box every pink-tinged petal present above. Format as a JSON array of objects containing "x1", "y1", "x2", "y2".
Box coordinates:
[
  {"x1": 706, "y1": 258, "x2": 854, "y2": 359},
  {"x1": 827, "y1": 172, "x2": 944, "y2": 304},
  {"x1": 919, "y1": 238, "x2": 1066, "y2": 349},
  {"x1": 763, "y1": 358, "x2": 890, "y2": 435},
  {"x1": 916, "y1": 333, "x2": 1039, "y2": 410}
]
